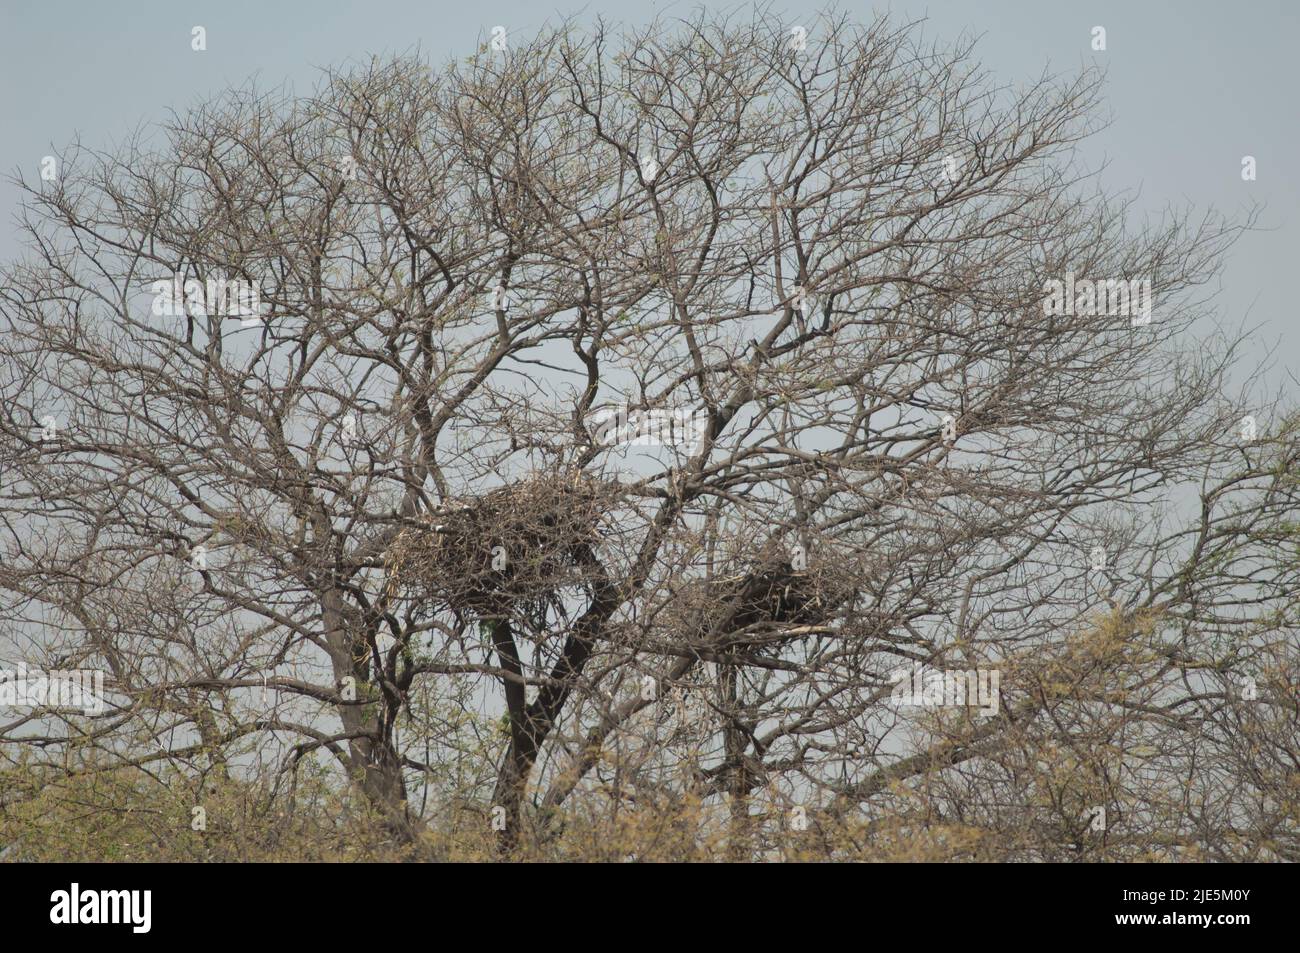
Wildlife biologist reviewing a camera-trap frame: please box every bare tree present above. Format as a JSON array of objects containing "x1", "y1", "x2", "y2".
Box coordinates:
[{"x1": 2, "y1": 9, "x2": 1295, "y2": 860}]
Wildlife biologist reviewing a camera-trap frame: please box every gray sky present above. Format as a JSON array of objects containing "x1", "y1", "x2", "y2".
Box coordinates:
[{"x1": 3, "y1": 0, "x2": 1297, "y2": 393}]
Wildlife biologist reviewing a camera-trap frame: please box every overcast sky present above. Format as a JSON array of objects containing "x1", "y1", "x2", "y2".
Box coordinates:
[{"x1": 3, "y1": 0, "x2": 1296, "y2": 397}]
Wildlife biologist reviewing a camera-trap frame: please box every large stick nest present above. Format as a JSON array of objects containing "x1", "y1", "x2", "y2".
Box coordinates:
[{"x1": 386, "y1": 471, "x2": 610, "y2": 618}]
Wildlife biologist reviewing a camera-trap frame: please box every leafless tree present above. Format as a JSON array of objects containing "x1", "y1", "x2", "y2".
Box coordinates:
[{"x1": 1, "y1": 9, "x2": 1295, "y2": 860}]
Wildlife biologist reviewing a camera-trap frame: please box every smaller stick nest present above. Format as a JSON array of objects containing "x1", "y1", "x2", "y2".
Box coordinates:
[
  {"x1": 387, "y1": 472, "x2": 607, "y2": 618},
  {"x1": 674, "y1": 555, "x2": 849, "y2": 652}
]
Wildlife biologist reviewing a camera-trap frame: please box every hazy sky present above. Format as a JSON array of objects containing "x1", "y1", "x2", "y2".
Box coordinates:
[{"x1": 3, "y1": 0, "x2": 1297, "y2": 394}]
